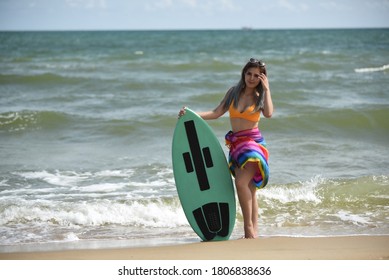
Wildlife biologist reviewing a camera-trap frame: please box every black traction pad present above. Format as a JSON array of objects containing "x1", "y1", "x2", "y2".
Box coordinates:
[{"x1": 192, "y1": 202, "x2": 230, "y2": 241}]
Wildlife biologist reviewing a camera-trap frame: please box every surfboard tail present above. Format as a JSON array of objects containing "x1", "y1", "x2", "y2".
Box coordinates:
[{"x1": 192, "y1": 202, "x2": 230, "y2": 241}]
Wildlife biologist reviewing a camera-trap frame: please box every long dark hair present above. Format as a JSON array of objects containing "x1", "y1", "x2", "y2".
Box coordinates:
[{"x1": 223, "y1": 58, "x2": 267, "y2": 112}]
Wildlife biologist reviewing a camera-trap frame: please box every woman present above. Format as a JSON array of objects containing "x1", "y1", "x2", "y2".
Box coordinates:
[{"x1": 178, "y1": 58, "x2": 274, "y2": 239}]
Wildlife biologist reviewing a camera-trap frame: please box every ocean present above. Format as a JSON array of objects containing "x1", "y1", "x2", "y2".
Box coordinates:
[{"x1": 0, "y1": 29, "x2": 388, "y2": 253}]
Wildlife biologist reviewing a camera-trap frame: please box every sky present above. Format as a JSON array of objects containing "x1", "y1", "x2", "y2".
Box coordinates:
[{"x1": 0, "y1": 0, "x2": 389, "y2": 31}]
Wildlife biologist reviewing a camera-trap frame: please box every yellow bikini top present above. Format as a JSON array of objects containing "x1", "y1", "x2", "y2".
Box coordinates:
[{"x1": 229, "y1": 101, "x2": 260, "y2": 122}]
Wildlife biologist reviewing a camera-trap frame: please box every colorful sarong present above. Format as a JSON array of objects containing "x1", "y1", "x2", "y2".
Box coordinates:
[{"x1": 225, "y1": 128, "x2": 269, "y2": 189}]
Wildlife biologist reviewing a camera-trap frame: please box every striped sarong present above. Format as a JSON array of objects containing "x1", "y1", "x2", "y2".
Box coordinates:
[{"x1": 225, "y1": 127, "x2": 269, "y2": 189}]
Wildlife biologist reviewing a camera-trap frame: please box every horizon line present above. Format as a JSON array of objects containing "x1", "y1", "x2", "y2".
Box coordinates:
[{"x1": 1, "y1": 26, "x2": 388, "y2": 32}]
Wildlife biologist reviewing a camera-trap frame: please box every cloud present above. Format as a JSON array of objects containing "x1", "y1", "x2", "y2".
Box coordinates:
[
  {"x1": 145, "y1": 0, "x2": 239, "y2": 12},
  {"x1": 182, "y1": 0, "x2": 197, "y2": 7},
  {"x1": 144, "y1": 0, "x2": 174, "y2": 10},
  {"x1": 277, "y1": 0, "x2": 309, "y2": 12},
  {"x1": 66, "y1": 0, "x2": 107, "y2": 9},
  {"x1": 218, "y1": 0, "x2": 238, "y2": 11},
  {"x1": 278, "y1": 0, "x2": 295, "y2": 11},
  {"x1": 318, "y1": 1, "x2": 347, "y2": 10}
]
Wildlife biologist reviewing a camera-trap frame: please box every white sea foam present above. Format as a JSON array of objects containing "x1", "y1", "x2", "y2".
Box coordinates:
[
  {"x1": 14, "y1": 169, "x2": 171, "y2": 191},
  {"x1": 0, "y1": 198, "x2": 186, "y2": 228},
  {"x1": 354, "y1": 64, "x2": 389, "y2": 73},
  {"x1": 128, "y1": 179, "x2": 167, "y2": 188},
  {"x1": 94, "y1": 169, "x2": 134, "y2": 177},
  {"x1": 17, "y1": 170, "x2": 89, "y2": 187},
  {"x1": 332, "y1": 210, "x2": 372, "y2": 226},
  {"x1": 63, "y1": 232, "x2": 79, "y2": 242},
  {"x1": 0, "y1": 111, "x2": 38, "y2": 132},
  {"x1": 80, "y1": 183, "x2": 127, "y2": 193},
  {"x1": 0, "y1": 179, "x2": 9, "y2": 187},
  {"x1": 261, "y1": 175, "x2": 324, "y2": 204}
]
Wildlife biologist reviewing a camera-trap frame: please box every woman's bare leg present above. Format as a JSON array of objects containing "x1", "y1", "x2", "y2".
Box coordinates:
[
  {"x1": 234, "y1": 162, "x2": 258, "y2": 238},
  {"x1": 250, "y1": 182, "x2": 258, "y2": 237}
]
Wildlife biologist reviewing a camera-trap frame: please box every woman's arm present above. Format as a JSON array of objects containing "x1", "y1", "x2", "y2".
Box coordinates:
[
  {"x1": 197, "y1": 100, "x2": 228, "y2": 120},
  {"x1": 179, "y1": 89, "x2": 231, "y2": 120},
  {"x1": 262, "y1": 90, "x2": 273, "y2": 118},
  {"x1": 260, "y1": 74, "x2": 273, "y2": 118}
]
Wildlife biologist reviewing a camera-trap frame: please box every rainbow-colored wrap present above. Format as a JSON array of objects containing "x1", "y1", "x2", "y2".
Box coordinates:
[{"x1": 225, "y1": 128, "x2": 269, "y2": 189}]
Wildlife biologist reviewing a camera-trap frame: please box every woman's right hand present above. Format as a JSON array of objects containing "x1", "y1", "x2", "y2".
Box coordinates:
[{"x1": 178, "y1": 106, "x2": 186, "y2": 118}]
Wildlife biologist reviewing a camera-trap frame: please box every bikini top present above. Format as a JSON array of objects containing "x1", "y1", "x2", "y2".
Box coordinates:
[{"x1": 229, "y1": 101, "x2": 260, "y2": 122}]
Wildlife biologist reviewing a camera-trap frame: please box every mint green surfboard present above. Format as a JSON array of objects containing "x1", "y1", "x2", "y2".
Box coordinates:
[{"x1": 172, "y1": 108, "x2": 236, "y2": 241}]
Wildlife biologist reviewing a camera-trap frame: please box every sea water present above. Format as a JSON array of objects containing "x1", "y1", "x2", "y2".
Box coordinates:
[{"x1": 0, "y1": 29, "x2": 388, "y2": 252}]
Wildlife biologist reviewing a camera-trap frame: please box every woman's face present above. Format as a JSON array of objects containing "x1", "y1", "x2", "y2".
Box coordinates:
[{"x1": 244, "y1": 67, "x2": 262, "y2": 88}]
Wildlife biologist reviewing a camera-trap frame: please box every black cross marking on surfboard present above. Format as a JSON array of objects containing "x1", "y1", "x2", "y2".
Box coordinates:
[
  {"x1": 182, "y1": 120, "x2": 230, "y2": 240},
  {"x1": 183, "y1": 120, "x2": 214, "y2": 191}
]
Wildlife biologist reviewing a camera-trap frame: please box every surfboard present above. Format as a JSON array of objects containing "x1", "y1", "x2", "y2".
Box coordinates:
[{"x1": 172, "y1": 107, "x2": 236, "y2": 241}]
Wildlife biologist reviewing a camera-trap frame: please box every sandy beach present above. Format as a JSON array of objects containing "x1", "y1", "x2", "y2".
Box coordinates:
[{"x1": 1, "y1": 236, "x2": 388, "y2": 260}]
